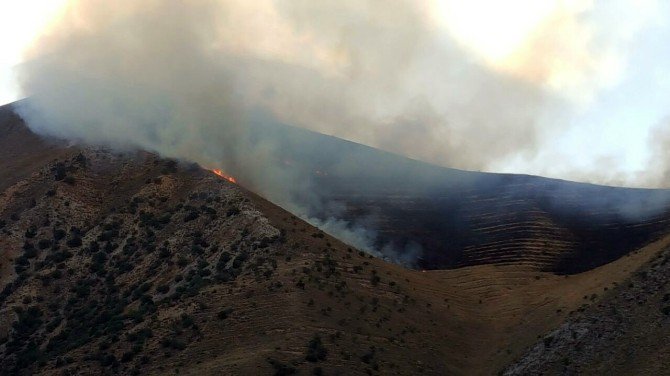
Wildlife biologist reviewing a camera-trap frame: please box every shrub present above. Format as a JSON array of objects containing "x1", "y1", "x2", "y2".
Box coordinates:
[
  {"x1": 267, "y1": 358, "x2": 298, "y2": 376},
  {"x1": 53, "y1": 229, "x2": 66, "y2": 241},
  {"x1": 543, "y1": 335, "x2": 554, "y2": 347},
  {"x1": 53, "y1": 163, "x2": 67, "y2": 181},
  {"x1": 176, "y1": 257, "x2": 188, "y2": 267},
  {"x1": 216, "y1": 252, "x2": 231, "y2": 270},
  {"x1": 156, "y1": 285, "x2": 169, "y2": 294},
  {"x1": 180, "y1": 314, "x2": 194, "y2": 328},
  {"x1": 267, "y1": 358, "x2": 297, "y2": 376},
  {"x1": 184, "y1": 211, "x2": 199, "y2": 222},
  {"x1": 360, "y1": 347, "x2": 376, "y2": 364},
  {"x1": 50, "y1": 269, "x2": 63, "y2": 279},
  {"x1": 232, "y1": 251, "x2": 249, "y2": 269},
  {"x1": 305, "y1": 335, "x2": 327, "y2": 362},
  {"x1": 161, "y1": 337, "x2": 186, "y2": 350},
  {"x1": 38, "y1": 239, "x2": 52, "y2": 250},
  {"x1": 13, "y1": 306, "x2": 43, "y2": 337},
  {"x1": 217, "y1": 308, "x2": 233, "y2": 320},
  {"x1": 100, "y1": 354, "x2": 118, "y2": 367},
  {"x1": 25, "y1": 227, "x2": 37, "y2": 239},
  {"x1": 127, "y1": 328, "x2": 153, "y2": 343},
  {"x1": 66, "y1": 236, "x2": 83, "y2": 248},
  {"x1": 158, "y1": 248, "x2": 170, "y2": 259},
  {"x1": 24, "y1": 246, "x2": 38, "y2": 259}
]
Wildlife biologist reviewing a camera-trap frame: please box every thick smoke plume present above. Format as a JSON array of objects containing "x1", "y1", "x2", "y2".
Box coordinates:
[
  {"x1": 17, "y1": 0, "x2": 558, "y2": 173},
  {"x1": 14, "y1": 0, "x2": 670, "y2": 263}
]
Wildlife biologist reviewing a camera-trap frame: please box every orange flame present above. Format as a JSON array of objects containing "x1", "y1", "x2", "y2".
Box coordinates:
[{"x1": 211, "y1": 168, "x2": 237, "y2": 184}]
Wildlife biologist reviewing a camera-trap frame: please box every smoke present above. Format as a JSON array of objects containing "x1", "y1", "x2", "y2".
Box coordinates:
[
  {"x1": 13, "y1": 0, "x2": 669, "y2": 261},
  {"x1": 648, "y1": 119, "x2": 670, "y2": 186},
  {"x1": 16, "y1": 0, "x2": 557, "y2": 171}
]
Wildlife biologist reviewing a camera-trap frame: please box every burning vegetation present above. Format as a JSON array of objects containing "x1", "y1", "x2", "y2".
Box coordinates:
[{"x1": 210, "y1": 168, "x2": 237, "y2": 184}]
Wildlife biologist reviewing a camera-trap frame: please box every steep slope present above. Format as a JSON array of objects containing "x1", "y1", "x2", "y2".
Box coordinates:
[
  {"x1": 0, "y1": 146, "x2": 462, "y2": 375},
  {"x1": 0, "y1": 103, "x2": 74, "y2": 192},
  {"x1": 504, "y1": 239, "x2": 670, "y2": 375}
]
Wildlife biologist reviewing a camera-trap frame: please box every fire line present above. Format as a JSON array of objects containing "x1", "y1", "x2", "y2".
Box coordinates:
[{"x1": 210, "y1": 168, "x2": 237, "y2": 184}]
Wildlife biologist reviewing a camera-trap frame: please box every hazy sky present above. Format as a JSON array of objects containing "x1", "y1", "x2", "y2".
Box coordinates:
[
  {"x1": 0, "y1": 1, "x2": 68, "y2": 104},
  {"x1": 2, "y1": 0, "x2": 670, "y2": 187}
]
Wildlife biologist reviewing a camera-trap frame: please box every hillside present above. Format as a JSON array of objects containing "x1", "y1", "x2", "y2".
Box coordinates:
[
  {"x1": 2, "y1": 103, "x2": 670, "y2": 375},
  {"x1": 505, "y1": 238, "x2": 670, "y2": 375},
  {"x1": 0, "y1": 141, "x2": 455, "y2": 374},
  {"x1": 236, "y1": 119, "x2": 670, "y2": 274}
]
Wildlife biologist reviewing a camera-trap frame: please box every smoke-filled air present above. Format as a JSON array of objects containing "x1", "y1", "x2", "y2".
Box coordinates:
[
  {"x1": 12, "y1": 0, "x2": 670, "y2": 263},
  {"x1": 16, "y1": 0, "x2": 670, "y2": 185}
]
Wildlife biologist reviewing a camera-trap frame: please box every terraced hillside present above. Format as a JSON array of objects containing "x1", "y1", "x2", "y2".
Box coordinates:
[
  {"x1": 245, "y1": 122, "x2": 670, "y2": 273},
  {"x1": 319, "y1": 176, "x2": 670, "y2": 274}
]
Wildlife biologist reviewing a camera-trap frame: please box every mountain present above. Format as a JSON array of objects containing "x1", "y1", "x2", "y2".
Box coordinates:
[
  {"x1": 242, "y1": 117, "x2": 670, "y2": 274},
  {"x1": 0, "y1": 105, "x2": 454, "y2": 375},
  {"x1": 1, "y1": 102, "x2": 670, "y2": 375}
]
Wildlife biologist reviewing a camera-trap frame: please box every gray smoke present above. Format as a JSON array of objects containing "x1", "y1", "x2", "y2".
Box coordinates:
[
  {"x1": 13, "y1": 0, "x2": 669, "y2": 264},
  {"x1": 16, "y1": 0, "x2": 555, "y2": 173},
  {"x1": 648, "y1": 119, "x2": 670, "y2": 187}
]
